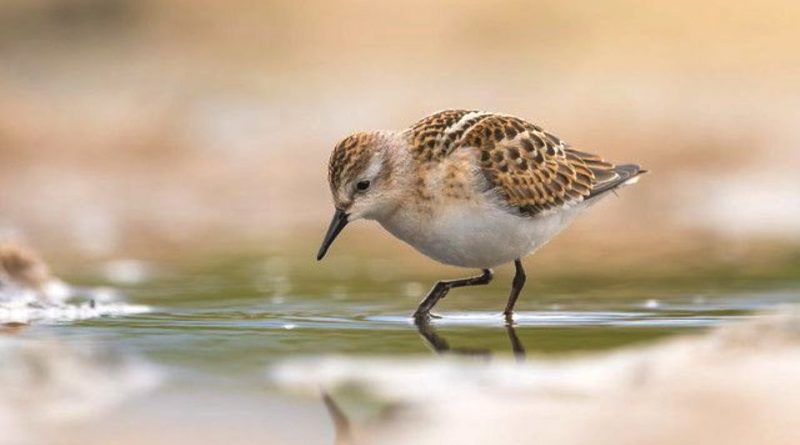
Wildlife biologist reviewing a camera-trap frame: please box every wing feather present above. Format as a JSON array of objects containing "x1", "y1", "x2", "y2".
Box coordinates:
[
  {"x1": 406, "y1": 111, "x2": 644, "y2": 216},
  {"x1": 457, "y1": 114, "x2": 642, "y2": 216}
]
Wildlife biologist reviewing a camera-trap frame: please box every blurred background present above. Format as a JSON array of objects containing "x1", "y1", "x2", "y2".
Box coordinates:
[{"x1": 1, "y1": 0, "x2": 798, "y2": 277}]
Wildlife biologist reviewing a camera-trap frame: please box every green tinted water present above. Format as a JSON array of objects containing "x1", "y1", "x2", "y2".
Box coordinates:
[{"x1": 30, "y1": 253, "x2": 799, "y2": 389}]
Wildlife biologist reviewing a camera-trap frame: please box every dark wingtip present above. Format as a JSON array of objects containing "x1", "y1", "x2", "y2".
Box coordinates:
[
  {"x1": 586, "y1": 163, "x2": 646, "y2": 199},
  {"x1": 614, "y1": 164, "x2": 643, "y2": 177}
]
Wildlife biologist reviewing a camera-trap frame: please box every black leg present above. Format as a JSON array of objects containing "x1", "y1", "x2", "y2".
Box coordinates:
[
  {"x1": 503, "y1": 259, "x2": 526, "y2": 321},
  {"x1": 413, "y1": 269, "x2": 493, "y2": 319}
]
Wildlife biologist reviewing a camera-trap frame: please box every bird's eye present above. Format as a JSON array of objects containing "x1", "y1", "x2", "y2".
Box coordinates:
[{"x1": 356, "y1": 180, "x2": 371, "y2": 192}]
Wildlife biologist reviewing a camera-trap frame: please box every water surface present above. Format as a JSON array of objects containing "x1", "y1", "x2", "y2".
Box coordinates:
[
  {"x1": 4, "y1": 254, "x2": 799, "y2": 443},
  {"x1": 33, "y1": 256, "x2": 800, "y2": 379}
]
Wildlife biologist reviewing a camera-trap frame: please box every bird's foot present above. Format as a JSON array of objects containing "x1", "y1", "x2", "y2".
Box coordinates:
[{"x1": 413, "y1": 311, "x2": 442, "y2": 323}]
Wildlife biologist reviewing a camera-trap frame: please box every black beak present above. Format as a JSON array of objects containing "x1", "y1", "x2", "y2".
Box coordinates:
[{"x1": 316, "y1": 208, "x2": 349, "y2": 260}]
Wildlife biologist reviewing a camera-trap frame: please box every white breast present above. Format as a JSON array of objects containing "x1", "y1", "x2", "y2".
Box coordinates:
[{"x1": 378, "y1": 200, "x2": 588, "y2": 269}]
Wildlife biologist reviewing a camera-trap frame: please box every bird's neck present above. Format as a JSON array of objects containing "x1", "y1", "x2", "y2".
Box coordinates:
[
  {"x1": 373, "y1": 134, "x2": 436, "y2": 227},
  {"x1": 368, "y1": 133, "x2": 417, "y2": 220}
]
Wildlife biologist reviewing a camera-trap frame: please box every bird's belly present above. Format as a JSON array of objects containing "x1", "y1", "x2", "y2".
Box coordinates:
[{"x1": 379, "y1": 203, "x2": 585, "y2": 268}]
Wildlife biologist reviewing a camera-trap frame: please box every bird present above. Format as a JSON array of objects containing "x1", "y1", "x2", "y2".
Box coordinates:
[
  {"x1": 0, "y1": 242, "x2": 52, "y2": 298},
  {"x1": 316, "y1": 110, "x2": 646, "y2": 321}
]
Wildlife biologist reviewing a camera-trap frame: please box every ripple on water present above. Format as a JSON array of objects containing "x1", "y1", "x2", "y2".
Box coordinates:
[
  {"x1": 0, "y1": 282, "x2": 151, "y2": 324},
  {"x1": 0, "y1": 302, "x2": 152, "y2": 324},
  {"x1": 367, "y1": 310, "x2": 747, "y2": 328},
  {"x1": 123, "y1": 294, "x2": 772, "y2": 333}
]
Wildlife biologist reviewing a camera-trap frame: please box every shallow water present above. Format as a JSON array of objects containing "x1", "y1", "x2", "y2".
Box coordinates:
[
  {"x1": 3, "y1": 254, "x2": 800, "y2": 444},
  {"x1": 34, "y1": 258, "x2": 800, "y2": 375}
]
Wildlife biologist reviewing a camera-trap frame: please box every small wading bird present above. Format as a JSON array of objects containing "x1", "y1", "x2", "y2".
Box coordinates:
[
  {"x1": 0, "y1": 243, "x2": 52, "y2": 300},
  {"x1": 317, "y1": 110, "x2": 645, "y2": 321}
]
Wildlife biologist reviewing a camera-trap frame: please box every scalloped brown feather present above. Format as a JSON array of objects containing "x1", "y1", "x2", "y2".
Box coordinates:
[{"x1": 407, "y1": 110, "x2": 643, "y2": 216}]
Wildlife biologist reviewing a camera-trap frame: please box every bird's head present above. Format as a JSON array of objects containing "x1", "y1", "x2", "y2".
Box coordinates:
[{"x1": 317, "y1": 131, "x2": 402, "y2": 260}]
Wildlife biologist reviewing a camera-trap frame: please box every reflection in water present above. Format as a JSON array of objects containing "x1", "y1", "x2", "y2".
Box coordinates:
[
  {"x1": 323, "y1": 392, "x2": 354, "y2": 445},
  {"x1": 320, "y1": 319, "x2": 532, "y2": 444},
  {"x1": 273, "y1": 311, "x2": 800, "y2": 445},
  {"x1": 415, "y1": 316, "x2": 526, "y2": 361},
  {"x1": 506, "y1": 323, "x2": 526, "y2": 362}
]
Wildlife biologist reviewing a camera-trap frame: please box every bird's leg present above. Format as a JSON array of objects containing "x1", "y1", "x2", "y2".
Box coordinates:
[
  {"x1": 503, "y1": 259, "x2": 527, "y2": 321},
  {"x1": 413, "y1": 269, "x2": 493, "y2": 319}
]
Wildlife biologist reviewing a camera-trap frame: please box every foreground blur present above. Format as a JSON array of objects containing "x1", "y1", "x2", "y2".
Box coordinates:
[{"x1": 273, "y1": 311, "x2": 800, "y2": 445}]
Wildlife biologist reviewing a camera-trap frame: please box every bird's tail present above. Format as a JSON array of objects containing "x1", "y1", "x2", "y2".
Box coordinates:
[
  {"x1": 586, "y1": 163, "x2": 647, "y2": 199},
  {"x1": 564, "y1": 149, "x2": 647, "y2": 199}
]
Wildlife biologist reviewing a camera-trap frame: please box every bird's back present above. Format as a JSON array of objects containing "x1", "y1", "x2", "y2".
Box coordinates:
[{"x1": 405, "y1": 110, "x2": 645, "y2": 217}]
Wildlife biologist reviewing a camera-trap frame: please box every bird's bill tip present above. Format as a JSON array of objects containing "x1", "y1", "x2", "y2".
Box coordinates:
[{"x1": 316, "y1": 208, "x2": 349, "y2": 261}]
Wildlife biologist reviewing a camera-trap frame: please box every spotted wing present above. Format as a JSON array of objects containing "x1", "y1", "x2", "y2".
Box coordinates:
[{"x1": 456, "y1": 114, "x2": 640, "y2": 216}]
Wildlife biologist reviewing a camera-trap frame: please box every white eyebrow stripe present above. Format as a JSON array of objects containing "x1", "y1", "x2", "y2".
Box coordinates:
[{"x1": 361, "y1": 152, "x2": 383, "y2": 181}]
